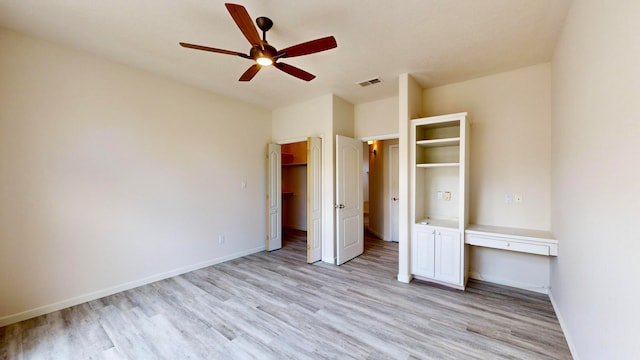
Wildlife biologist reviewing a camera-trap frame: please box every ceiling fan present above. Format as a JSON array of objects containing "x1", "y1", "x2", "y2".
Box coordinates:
[{"x1": 180, "y1": 3, "x2": 337, "y2": 82}]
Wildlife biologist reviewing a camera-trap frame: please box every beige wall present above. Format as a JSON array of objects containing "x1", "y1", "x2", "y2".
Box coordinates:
[
  {"x1": 550, "y1": 1, "x2": 640, "y2": 358},
  {"x1": 423, "y1": 63, "x2": 551, "y2": 230},
  {"x1": 333, "y1": 95, "x2": 355, "y2": 138},
  {"x1": 354, "y1": 96, "x2": 399, "y2": 139},
  {"x1": 0, "y1": 29, "x2": 271, "y2": 325},
  {"x1": 272, "y1": 95, "x2": 333, "y2": 143}
]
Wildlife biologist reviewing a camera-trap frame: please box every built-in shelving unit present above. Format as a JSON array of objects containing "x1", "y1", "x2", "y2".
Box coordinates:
[{"x1": 410, "y1": 112, "x2": 470, "y2": 289}]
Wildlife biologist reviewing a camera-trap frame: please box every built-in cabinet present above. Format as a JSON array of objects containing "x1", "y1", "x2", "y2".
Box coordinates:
[{"x1": 410, "y1": 112, "x2": 470, "y2": 289}]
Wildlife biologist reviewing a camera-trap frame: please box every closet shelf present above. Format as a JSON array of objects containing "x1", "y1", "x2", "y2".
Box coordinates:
[{"x1": 282, "y1": 162, "x2": 307, "y2": 167}]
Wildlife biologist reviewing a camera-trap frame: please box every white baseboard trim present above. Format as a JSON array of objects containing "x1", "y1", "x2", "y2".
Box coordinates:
[
  {"x1": 469, "y1": 271, "x2": 549, "y2": 294},
  {"x1": 549, "y1": 289, "x2": 580, "y2": 360},
  {"x1": 322, "y1": 256, "x2": 336, "y2": 265},
  {"x1": 0, "y1": 245, "x2": 266, "y2": 328},
  {"x1": 397, "y1": 273, "x2": 413, "y2": 283}
]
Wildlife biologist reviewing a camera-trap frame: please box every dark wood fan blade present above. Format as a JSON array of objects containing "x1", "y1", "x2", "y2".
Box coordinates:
[
  {"x1": 225, "y1": 3, "x2": 262, "y2": 47},
  {"x1": 179, "y1": 42, "x2": 248, "y2": 57},
  {"x1": 275, "y1": 63, "x2": 316, "y2": 81},
  {"x1": 277, "y1": 36, "x2": 337, "y2": 58},
  {"x1": 239, "y1": 64, "x2": 261, "y2": 81}
]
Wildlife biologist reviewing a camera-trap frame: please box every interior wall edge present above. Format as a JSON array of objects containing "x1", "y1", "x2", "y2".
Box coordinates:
[{"x1": 548, "y1": 290, "x2": 580, "y2": 360}]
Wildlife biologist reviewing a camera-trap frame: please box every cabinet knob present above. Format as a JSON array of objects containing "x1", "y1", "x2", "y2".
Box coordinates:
[{"x1": 505, "y1": 242, "x2": 510, "y2": 247}]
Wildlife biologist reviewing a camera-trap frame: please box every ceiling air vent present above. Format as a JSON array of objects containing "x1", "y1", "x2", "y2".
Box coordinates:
[{"x1": 357, "y1": 77, "x2": 382, "y2": 87}]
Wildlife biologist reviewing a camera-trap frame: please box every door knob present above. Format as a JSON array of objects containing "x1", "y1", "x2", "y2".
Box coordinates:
[
  {"x1": 335, "y1": 204, "x2": 345, "y2": 209},
  {"x1": 392, "y1": 197, "x2": 399, "y2": 201}
]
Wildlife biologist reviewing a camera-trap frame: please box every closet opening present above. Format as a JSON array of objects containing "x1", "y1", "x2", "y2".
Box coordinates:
[{"x1": 281, "y1": 141, "x2": 309, "y2": 260}]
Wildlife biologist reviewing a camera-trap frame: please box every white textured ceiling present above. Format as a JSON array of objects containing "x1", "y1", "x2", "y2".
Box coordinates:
[{"x1": 0, "y1": 0, "x2": 572, "y2": 109}]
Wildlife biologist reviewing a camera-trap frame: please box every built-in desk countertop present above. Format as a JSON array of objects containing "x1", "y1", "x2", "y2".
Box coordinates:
[{"x1": 465, "y1": 224, "x2": 558, "y2": 256}]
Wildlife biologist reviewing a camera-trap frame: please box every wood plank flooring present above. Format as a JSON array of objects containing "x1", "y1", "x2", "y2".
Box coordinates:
[{"x1": 0, "y1": 229, "x2": 572, "y2": 359}]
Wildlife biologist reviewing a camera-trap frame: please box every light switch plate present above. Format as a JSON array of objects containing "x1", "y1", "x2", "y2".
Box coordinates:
[
  {"x1": 444, "y1": 192, "x2": 451, "y2": 201},
  {"x1": 514, "y1": 193, "x2": 523, "y2": 203},
  {"x1": 504, "y1": 193, "x2": 513, "y2": 204}
]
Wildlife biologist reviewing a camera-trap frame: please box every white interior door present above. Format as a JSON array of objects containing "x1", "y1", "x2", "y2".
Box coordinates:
[
  {"x1": 266, "y1": 143, "x2": 282, "y2": 251},
  {"x1": 336, "y1": 135, "x2": 363, "y2": 265},
  {"x1": 307, "y1": 137, "x2": 322, "y2": 263},
  {"x1": 390, "y1": 144, "x2": 400, "y2": 242}
]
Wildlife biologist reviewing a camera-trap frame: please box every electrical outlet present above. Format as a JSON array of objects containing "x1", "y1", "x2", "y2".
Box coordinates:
[
  {"x1": 504, "y1": 193, "x2": 513, "y2": 204},
  {"x1": 444, "y1": 192, "x2": 452, "y2": 201},
  {"x1": 514, "y1": 193, "x2": 523, "y2": 204},
  {"x1": 218, "y1": 235, "x2": 225, "y2": 244},
  {"x1": 437, "y1": 191, "x2": 443, "y2": 200},
  {"x1": 241, "y1": 180, "x2": 247, "y2": 189}
]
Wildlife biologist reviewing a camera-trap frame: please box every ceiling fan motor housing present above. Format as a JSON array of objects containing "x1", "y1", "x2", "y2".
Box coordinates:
[{"x1": 250, "y1": 43, "x2": 277, "y2": 60}]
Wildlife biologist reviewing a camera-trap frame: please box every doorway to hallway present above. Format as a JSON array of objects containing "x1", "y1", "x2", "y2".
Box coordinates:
[{"x1": 363, "y1": 138, "x2": 399, "y2": 243}]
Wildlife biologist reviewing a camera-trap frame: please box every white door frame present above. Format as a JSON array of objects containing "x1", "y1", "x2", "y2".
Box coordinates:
[{"x1": 388, "y1": 143, "x2": 400, "y2": 242}]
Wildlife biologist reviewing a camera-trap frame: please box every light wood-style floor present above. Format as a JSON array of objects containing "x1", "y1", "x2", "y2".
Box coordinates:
[{"x1": 0, "y1": 230, "x2": 571, "y2": 359}]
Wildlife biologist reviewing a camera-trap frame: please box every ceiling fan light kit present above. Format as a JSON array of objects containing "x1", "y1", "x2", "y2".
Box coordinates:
[{"x1": 180, "y1": 3, "x2": 337, "y2": 82}]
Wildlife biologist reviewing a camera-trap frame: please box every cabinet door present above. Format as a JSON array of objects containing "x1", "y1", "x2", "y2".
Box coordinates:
[
  {"x1": 434, "y1": 229, "x2": 461, "y2": 284},
  {"x1": 412, "y1": 226, "x2": 435, "y2": 278}
]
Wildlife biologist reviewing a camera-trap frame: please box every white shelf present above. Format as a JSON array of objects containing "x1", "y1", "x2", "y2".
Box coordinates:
[
  {"x1": 416, "y1": 137, "x2": 460, "y2": 148},
  {"x1": 466, "y1": 224, "x2": 554, "y2": 240},
  {"x1": 416, "y1": 163, "x2": 460, "y2": 168}
]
